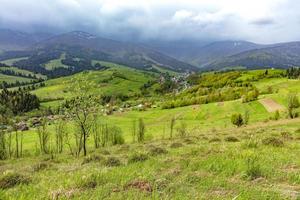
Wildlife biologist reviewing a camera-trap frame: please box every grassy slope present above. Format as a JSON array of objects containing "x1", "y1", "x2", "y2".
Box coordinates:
[
  {"x1": 0, "y1": 119, "x2": 299, "y2": 199},
  {"x1": 0, "y1": 66, "x2": 45, "y2": 79},
  {"x1": 33, "y1": 62, "x2": 157, "y2": 106},
  {"x1": 43, "y1": 53, "x2": 69, "y2": 70},
  {"x1": 0, "y1": 73, "x2": 34, "y2": 84},
  {"x1": 0, "y1": 57, "x2": 28, "y2": 66}
]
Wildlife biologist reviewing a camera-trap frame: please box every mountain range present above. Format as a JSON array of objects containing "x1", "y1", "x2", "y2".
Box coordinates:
[{"x1": 0, "y1": 29, "x2": 300, "y2": 75}]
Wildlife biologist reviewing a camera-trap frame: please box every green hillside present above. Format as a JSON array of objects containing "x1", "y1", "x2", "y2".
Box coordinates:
[{"x1": 33, "y1": 62, "x2": 158, "y2": 106}]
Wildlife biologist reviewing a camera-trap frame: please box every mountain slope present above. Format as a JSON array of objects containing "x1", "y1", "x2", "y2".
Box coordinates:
[
  {"x1": 205, "y1": 42, "x2": 300, "y2": 70},
  {"x1": 0, "y1": 29, "x2": 52, "y2": 51},
  {"x1": 0, "y1": 31, "x2": 198, "y2": 76},
  {"x1": 189, "y1": 41, "x2": 265, "y2": 67},
  {"x1": 34, "y1": 31, "x2": 197, "y2": 71}
]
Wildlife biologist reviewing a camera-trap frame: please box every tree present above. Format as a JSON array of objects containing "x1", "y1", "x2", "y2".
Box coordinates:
[
  {"x1": 65, "y1": 75, "x2": 98, "y2": 156},
  {"x1": 287, "y1": 94, "x2": 300, "y2": 119},
  {"x1": 231, "y1": 113, "x2": 244, "y2": 127}
]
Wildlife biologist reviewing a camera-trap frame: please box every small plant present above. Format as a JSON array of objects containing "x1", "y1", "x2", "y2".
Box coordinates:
[
  {"x1": 170, "y1": 142, "x2": 183, "y2": 148},
  {"x1": 273, "y1": 110, "x2": 280, "y2": 120},
  {"x1": 105, "y1": 156, "x2": 121, "y2": 167},
  {"x1": 245, "y1": 155, "x2": 263, "y2": 180},
  {"x1": 262, "y1": 137, "x2": 284, "y2": 147},
  {"x1": 287, "y1": 94, "x2": 300, "y2": 119},
  {"x1": 209, "y1": 137, "x2": 221, "y2": 143},
  {"x1": 225, "y1": 136, "x2": 239, "y2": 142},
  {"x1": 177, "y1": 121, "x2": 188, "y2": 138},
  {"x1": 81, "y1": 154, "x2": 103, "y2": 165},
  {"x1": 76, "y1": 174, "x2": 98, "y2": 189},
  {"x1": 148, "y1": 146, "x2": 168, "y2": 156},
  {"x1": 32, "y1": 161, "x2": 51, "y2": 172},
  {"x1": 231, "y1": 113, "x2": 244, "y2": 127},
  {"x1": 244, "y1": 110, "x2": 250, "y2": 125},
  {"x1": 128, "y1": 152, "x2": 148, "y2": 163},
  {"x1": 0, "y1": 173, "x2": 31, "y2": 189},
  {"x1": 242, "y1": 136, "x2": 259, "y2": 148},
  {"x1": 170, "y1": 117, "x2": 176, "y2": 139},
  {"x1": 137, "y1": 118, "x2": 145, "y2": 143}
]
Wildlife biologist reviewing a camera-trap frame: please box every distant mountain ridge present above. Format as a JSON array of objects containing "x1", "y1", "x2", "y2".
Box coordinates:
[
  {"x1": 204, "y1": 41, "x2": 300, "y2": 70},
  {"x1": 1, "y1": 29, "x2": 300, "y2": 72},
  {"x1": 0, "y1": 30, "x2": 198, "y2": 76}
]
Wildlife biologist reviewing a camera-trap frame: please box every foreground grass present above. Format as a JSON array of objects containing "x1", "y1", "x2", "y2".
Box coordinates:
[{"x1": 0, "y1": 120, "x2": 299, "y2": 199}]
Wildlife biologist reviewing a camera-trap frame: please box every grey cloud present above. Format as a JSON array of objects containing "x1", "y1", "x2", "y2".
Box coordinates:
[
  {"x1": 251, "y1": 18, "x2": 275, "y2": 26},
  {"x1": 0, "y1": 0, "x2": 299, "y2": 43}
]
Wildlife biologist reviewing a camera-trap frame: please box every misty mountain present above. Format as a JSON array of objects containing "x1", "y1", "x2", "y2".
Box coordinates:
[
  {"x1": 146, "y1": 40, "x2": 266, "y2": 67},
  {"x1": 205, "y1": 42, "x2": 300, "y2": 70},
  {"x1": 0, "y1": 29, "x2": 53, "y2": 51},
  {"x1": 0, "y1": 31, "x2": 198, "y2": 77}
]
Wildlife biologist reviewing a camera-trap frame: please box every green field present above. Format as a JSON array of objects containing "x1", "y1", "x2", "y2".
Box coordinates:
[
  {"x1": 34, "y1": 62, "x2": 158, "y2": 105},
  {"x1": 0, "y1": 119, "x2": 299, "y2": 199},
  {"x1": 0, "y1": 73, "x2": 34, "y2": 84},
  {"x1": 0, "y1": 57, "x2": 28, "y2": 66},
  {"x1": 43, "y1": 53, "x2": 69, "y2": 70},
  {"x1": 0, "y1": 66, "x2": 45, "y2": 79}
]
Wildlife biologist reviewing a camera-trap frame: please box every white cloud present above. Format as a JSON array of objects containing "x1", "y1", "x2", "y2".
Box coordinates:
[{"x1": 0, "y1": 0, "x2": 299, "y2": 43}]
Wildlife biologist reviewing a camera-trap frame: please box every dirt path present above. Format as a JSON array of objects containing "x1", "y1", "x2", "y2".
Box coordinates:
[{"x1": 259, "y1": 98, "x2": 285, "y2": 112}]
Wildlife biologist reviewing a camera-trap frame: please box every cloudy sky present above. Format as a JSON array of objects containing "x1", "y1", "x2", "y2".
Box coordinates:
[{"x1": 0, "y1": 0, "x2": 299, "y2": 43}]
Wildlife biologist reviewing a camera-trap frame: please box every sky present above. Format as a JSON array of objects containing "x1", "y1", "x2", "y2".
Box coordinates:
[{"x1": 0, "y1": 0, "x2": 300, "y2": 43}]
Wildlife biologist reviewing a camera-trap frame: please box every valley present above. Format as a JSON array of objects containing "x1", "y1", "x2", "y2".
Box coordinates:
[{"x1": 0, "y1": 29, "x2": 299, "y2": 200}]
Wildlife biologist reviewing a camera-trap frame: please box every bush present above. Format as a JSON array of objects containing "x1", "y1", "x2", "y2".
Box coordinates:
[
  {"x1": 262, "y1": 137, "x2": 284, "y2": 147},
  {"x1": 170, "y1": 142, "x2": 183, "y2": 148},
  {"x1": 148, "y1": 146, "x2": 168, "y2": 156},
  {"x1": 176, "y1": 122, "x2": 188, "y2": 138},
  {"x1": 209, "y1": 137, "x2": 221, "y2": 143},
  {"x1": 287, "y1": 94, "x2": 300, "y2": 119},
  {"x1": 32, "y1": 162, "x2": 51, "y2": 172},
  {"x1": 231, "y1": 113, "x2": 244, "y2": 127},
  {"x1": 225, "y1": 136, "x2": 239, "y2": 142},
  {"x1": 81, "y1": 154, "x2": 103, "y2": 165},
  {"x1": 245, "y1": 155, "x2": 263, "y2": 180},
  {"x1": 105, "y1": 157, "x2": 121, "y2": 167},
  {"x1": 76, "y1": 174, "x2": 98, "y2": 189},
  {"x1": 0, "y1": 173, "x2": 31, "y2": 189},
  {"x1": 128, "y1": 152, "x2": 148, "y2": 164}
]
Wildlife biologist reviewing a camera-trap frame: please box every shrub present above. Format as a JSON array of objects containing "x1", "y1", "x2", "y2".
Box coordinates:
[
  {"x1": 176, "y1": 122, "x2": 188, "y2": 138},
  {"x1": 110, "y1": 126, "x2": 125, "y2": 145},
  {"x1": 128, "y1": 152, "x2": 148, "y2": 164},
  {"x1": 231, "y1": 113, "x2": 244, "y2": 127},
  {"x1": 273, "y1": 110, "x2": 280, "y2": 120},
  {"x1": 137, "y1": 118, "x2": 145, "y2": 142},
  {"x1": 245, "y1": 155, "x2": 263, "y2": 180},
  {"x1": 148, "y1": 146, "x2": 168, "y2": 156},
  {"x1": 0, "y1": 173, "x2": 31, "y2": 189},
  {"x1": 242, "y1": 137, "x2": 259, "y2": 148},
  {"x1": 105, "y1": 157, "x2": 121, "y2": 167},
  {"x1": 76, "y1": 175, "x2": 98, "y2": 189},
  {"x1": 32, "y1": 162, "x2": 51, "y2": 172},
  {"x1": 81, "y1": 154, "x2": 103, "y2": 165},
  {"x1": 225, "y1": 136, "x2": 239, "y2": 142},
  {"x1": 287, "y1": 94, "x2": 300, "y2": 119},
  {"x1": 170, "y1": 142, "x2": 183, "y2": 148},
  {"x1": 209, "y1": 137, "x2": 221, "y2": 143},
  {"x1": 262, "y1": 137, "x2": 284, "y2": 147}
]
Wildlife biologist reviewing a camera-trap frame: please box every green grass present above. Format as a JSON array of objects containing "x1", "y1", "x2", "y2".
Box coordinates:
[
  {"x1": 0, "y1": 119, "x2": 299, "y2": 199},
  {"x1": 0, "y1": 66, "x2": 45, "y2": 79},
  {"x1": 43, "y1": 53, "x2": 69, "y2": 70},
  {"x1": 0, "y1": 73, "x2": 34, "y2": 84},
  {"x1": 33, "y1": 63, "x2": 157, "y2": 104},
  {"x1": 0, "y1": 57, "x2": 28, "y2": 66}
]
